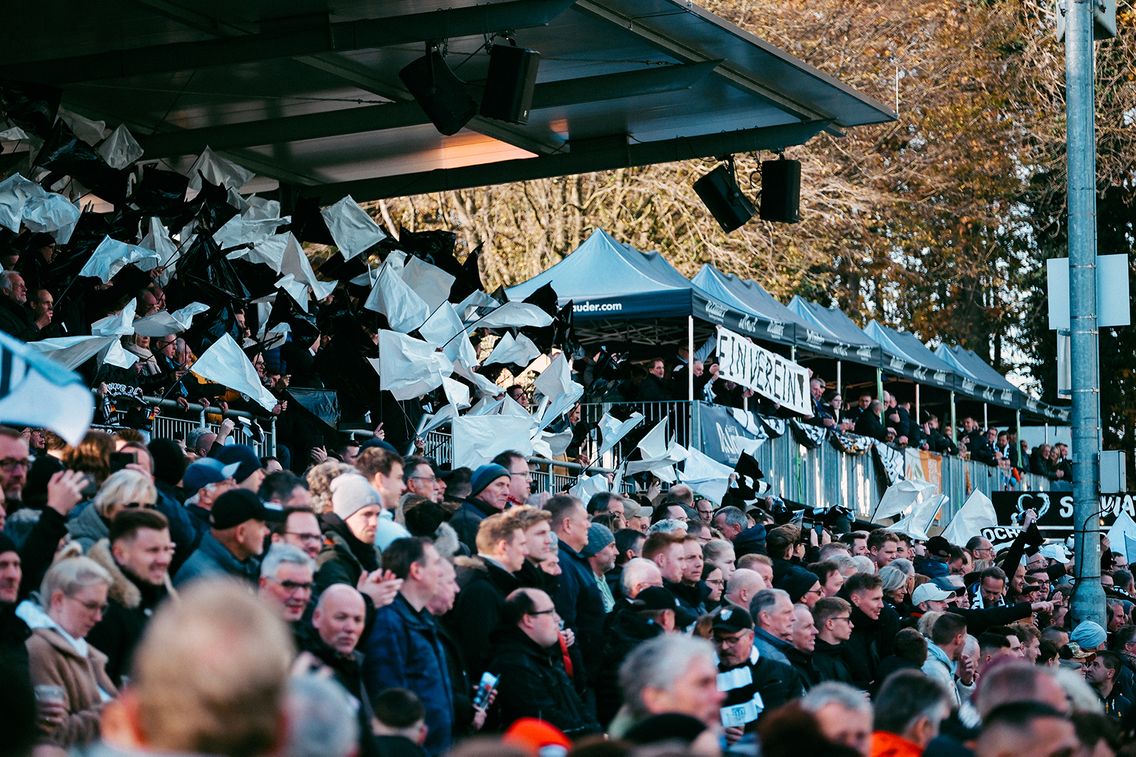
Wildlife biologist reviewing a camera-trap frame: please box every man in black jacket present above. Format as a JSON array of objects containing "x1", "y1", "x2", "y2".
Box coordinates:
[
  {"x1": 811, "y1": 597, "x2": 855, "y2": 685},
  {"x1": 0, "y1": 272, "x2": 37, "y2": 341},
  {"x1": 87, "y1": 509, "x2": 175, "y2": 686},
  {"x1": 547, "y1": 494, "x2": 605, "y2": 677},
  {"x1": 485, "y1": 588, "x2": 600, "y2": 736},
  {"x1": 840, "y1": 572, "x2": 885, "y2": 691},
  {"x1": 854, "y1": 400, "x2": 888, "y2": 442},
  {"x1": 449, "y1": 464, "x2": 511, "y2": 553}
]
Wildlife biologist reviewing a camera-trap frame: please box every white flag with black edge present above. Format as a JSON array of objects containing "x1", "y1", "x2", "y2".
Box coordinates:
[
  {"x1": 0, "y1": 330, "x2": 94, "y2": 446},
  {"x1": 133, "y1": 303, "x2": 210, "y2": 337},
  {"x1": 872, "y1": 479, "x2": 938, "y2": 523},
  {"x1": 595, "y1": 412, "x2": 645, "y2": 460},
  {"x1": 419, "y1": 303, "x2": 478, "y2": 366},
  {"x1": 873, "y1": 440, "x2": 905, "y2": 489},
  {"x1": 190, "y1": 333, "x2": 278, "y2": 412},
  {"x1": 678, "y1": 446, "x2": 735, "y2": 504},
  {"x1": 320, "y1": 195, "x2": 387, "y2": 261},
  {"x1": 941, "y1": 490, "x2": 998, "y2": 546},
  {"x1": 186, "y1": 146, "x2": 254, "y2": 192},
  {"x1": 890, "y1": 494, "x2": 946, "y2": 542},
  {"x1": 484, "y1": 332, "x2": 542, "y2": 367}
]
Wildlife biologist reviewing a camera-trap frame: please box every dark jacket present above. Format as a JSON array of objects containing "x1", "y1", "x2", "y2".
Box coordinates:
[
  {"x1": 85, "y1": 539, "x2": 173, "y2": 686},
  {"x1": 811, "y1": 638, "x2": 854, "y2": 685},
  {"x1": 855, "y1": 412, "x2": 888, "y2": 442},
  {"x1": 173, "y1": 530, "x2": 259, "y2": 586},
  {"x1": 843, "y1": 604, "x2": 882, "y2": 691},
  {"x1": 914, "y1": 555, "x2": 949, "y2": 579},
  {"x1": 363, "y1": 594, "x2": 453, "y2": 757},
  {"x1": 302, "y1": 634, "x2": 379, "y2": 757},
  {"x1": 0, "y1": 296, "x2": 38, "y2": 342},
  {"x1": 594, "y1": 601, "x2": 665, "y2": 726},
  {"x1": 449, "y1": 498, "x2": 500, "y2": 554},
  {"x1": 752, "y1": 625, "x2": 811, "y2": 692},
  {"x1": 19, "y1": 507, "x2": 69, "y2": 600},
  {"x1": 732, "y1": 524, "x2": 767, "y2": 557},
  {"x1": 485, "y1": 626, "x2": 601, "y2": 736},
  {"x1": 445, "y1": 556, "x2": 520, "y2": 678},
  {"x1": 67, "y1": 503, "x2": 109, "y2": 553},
  {"x1": 550, "y1": 540, "x2": 606, "y2": 677},
  {"x1": 717, "y1": 645, "x2": 800, "y2": 732},
  {"x1": 668, "y1": 579, "x2": 711, "y2": 620},
  {"x1": 315, "y1": 514, "x2": 379, "y2": 594},
  {"x1": 435, "y1": 620, "x2": 475, "y2": 739}
]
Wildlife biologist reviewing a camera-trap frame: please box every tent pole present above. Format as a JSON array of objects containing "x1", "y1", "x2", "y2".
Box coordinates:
[
  {"x1": 836, "y1": 361, "x2": 843, "y2": 396},
  {"x1": 687, "y1": 316, "x2": 695, "y2": 403},
  {"x1": 950, "y1": 391, "x2": 957, "y2": 442},
  {"x1": 1015, "y1": 410, "x2": 1022, "y2": 466},
  {"x1": 875, "y1": 368, "x2": 883, "y2": 420},
  {"x1": 915, "y1": 383, "x2": 921, "y2": 423},
  {"x1": 983, "y1": 402, "x2": 989, "y2": 430}
]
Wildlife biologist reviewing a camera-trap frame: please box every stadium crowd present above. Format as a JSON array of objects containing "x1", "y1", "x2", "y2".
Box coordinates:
[{"x1": 0, "y1": 422, "x2": 1127, "y2": 757}]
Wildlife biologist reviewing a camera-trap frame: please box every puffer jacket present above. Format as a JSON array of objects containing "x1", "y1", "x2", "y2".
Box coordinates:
[{"x1": 26, "y1": 623, "x2": 118, "y2": 748}]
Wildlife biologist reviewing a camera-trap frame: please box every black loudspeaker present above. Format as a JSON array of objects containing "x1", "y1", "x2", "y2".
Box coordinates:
[
  {"x1": 759, "y1": 158, "x2": 801, "y2": 223},
  {"x1": 480, "y1": 45, "x2": 541, "y2": 124},
  {"x1": 693, "y1": 163, "x2": 756, "y2": 233},
  {"x1": 399, "y1": 51, "x2": 479, "y2": 136}
]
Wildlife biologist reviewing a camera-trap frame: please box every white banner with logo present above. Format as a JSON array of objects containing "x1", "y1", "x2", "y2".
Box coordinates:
[{"x1": 715, "y1": 326, "x2": 811, "y2": 416}]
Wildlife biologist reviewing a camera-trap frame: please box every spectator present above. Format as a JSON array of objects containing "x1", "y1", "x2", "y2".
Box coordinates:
[
  {"x1": 842, "y1": 572, "x2": 885, "y2": 691},
  {"x1": 450, "y1": 464, "x2": 511, "y2": 553},
  {"x1": 546, "y1": 494, "x2": 604, "y2": 675},
  {"x1": 372, "y1": 688, "x2": 430, "y2": 757},
  {"x1": 67, "y1": 469, "x2": 157, "y2": 553},
  {"x1": 812, "y1": 597, "x2": 855, "y2": 685},
  {"x1": 447, "y1": 510, "x2": 527, "y2": 678},
  {"x1": 485, "y1": 588, "x2": 600, "y2": 735},
  {"x1": 362, "y1": 537, "x2": 453, "y2": 756},
  {"x1": 867, "y1": 530, "x2": 899, "y2": 570},
  {"x1": 870, "y1": 670, "x2": 950, "y2": 757},
  {"x1": 612, "y1": 634, "x2": 724, "y2": 737},
  {"x1": 258, "y1": 543, "x2": 315, "y2": 626},
  {"x1": 260, "y1": 470, "x2": 313, "y2": 509},
  {"x1": 0, "y1": 271, "x2": 37, "y2": 341},
  {"x1": 854, "y1": 400, "x2": 888, "y2": 442},
  {"x1": 356, "y1": 447, "x2": 409, "y2": 550},
  {"x1": 492, "y1": 451, "x2": 533, "y2": 508},
  {"x1": 86, "y1": 509, "x2": 175, "y2": 686},
  {"x1": 213, "y1": 443, "x2": 267, "y2": 492},
  {"x1": 314, "y1": 473, "x2": 382, "y2": 593},
  {"x1": 24, "y1": 556, "x2": 118, "y2": 749},
  {"x1": 404, "y1": 456, "x2": 444, "y2": 505},
  {"x1": 111, "y1": 580, "x2": 293, "y2": 756},
  {"x1": 618, "y1": 557, "x2": 664, "y2": 600},
  {"x1": 174, "y1": 489, "x2": 284, "y2": 586},
  {"x1": 1084, "y1": 651, "x2": 1132, "y2": 722},
  {"x1": 286, "y1": 673, "x2": 361, "y2": 757},
  {"x1": 921, "y1": 612, "x2": 970, "y2": 708},
  {"x1": 974, "y1": 702, "x2": 1078, "y2": 757},
  {"x1": 582, "y1": 523, "x2": 618, "y2": 613},
  {"x1": 595, "y1": 585, "x2": 673, "y2": 726},
  {"x1": 800, "y1": 682, "x2": 873, "y2": 757},
  {"x1": 271, "y1": 507, "x2": 323, "y2": 561},
  {"x1": 710, "y1": 604, "x2": 798, "y2": 740},
  {"x1": 749, "y1": 588, "x2": 797, "y2": 666},
  {"x1": 587, "y1": 492, "x2": 626, "y2": 531},
  {"x1": 713, "y1": 505, "x2": 767, "y2": 558}
]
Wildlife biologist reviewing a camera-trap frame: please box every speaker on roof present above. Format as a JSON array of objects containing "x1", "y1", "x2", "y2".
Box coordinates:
[
  {"x1": 480, "y1": 44, "x2": 541, "y2": 124},
  {"x1": 694, "y1": 160, "x2": 756, "y2": 233},
  {"x1": 399, "y1": 49, "x2": 479, "y2": 136},
  {"x1": 759, "y1": 158, "x2": 801, "y2": 224}
]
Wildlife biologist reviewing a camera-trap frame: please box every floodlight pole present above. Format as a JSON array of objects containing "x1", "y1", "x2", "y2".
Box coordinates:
[{"x1": 1065, "y1": 0, "x2": 1105, "y2": 627}]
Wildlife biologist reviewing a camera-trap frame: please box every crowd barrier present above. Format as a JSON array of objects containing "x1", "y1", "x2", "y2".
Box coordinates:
[
  {"x1": 146, "y1": 397, "x2": 1051, "y2": 524},
  {"x1": 145, "y1": 397, "x2": 277, "y2": 459}
]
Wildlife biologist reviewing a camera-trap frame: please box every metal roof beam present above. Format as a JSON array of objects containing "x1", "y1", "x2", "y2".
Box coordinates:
[
  {"x1": 139, "y1": 61, "x2": 719, "y2": 158},
  {"x1": 0, "y1": 0, "x2": 576, "y2": 83},
  {"x1": 299, "y1": 120, "x2": 829, "y2": 202}
]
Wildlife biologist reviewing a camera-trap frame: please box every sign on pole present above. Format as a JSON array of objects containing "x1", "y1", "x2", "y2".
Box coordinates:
[{"x1": 716, "y1": 326, "x2": 811, "y2": 416}]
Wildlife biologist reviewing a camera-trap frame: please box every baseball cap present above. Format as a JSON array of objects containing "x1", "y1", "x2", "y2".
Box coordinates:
[
  {"x1": 925, "y1": 536, "x2": 952, "y2": 557},
  {"x1": 182, "y1": 458, "x2": 241, "y2": 496},
  {"x1": 710, "y1": 604, "x2": 753, "y2": 634},
  {"x1": 912, "y1": 583, "x2": 954, "y2": 605},
  {"x1": 931, "y1": 575, "x2": 966, "y2": 593},
  {"x1": 213, "y1": 444, "x2": 261, "y2": 484},
  {"x1": 210, "y1": 489, "x2": 286, "y2": 530}
]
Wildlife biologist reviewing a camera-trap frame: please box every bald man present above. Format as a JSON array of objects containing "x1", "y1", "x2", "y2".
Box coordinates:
[
  {"x1": 306, "y1": 585, "x2": 375, "y2": 757},
  {"x1": 724, "y1": 568, "x2": 766, "y2": 610}
]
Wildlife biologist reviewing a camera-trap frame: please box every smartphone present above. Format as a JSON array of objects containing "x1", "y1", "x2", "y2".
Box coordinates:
[
  {"x1": 472, "y1": 671, "x2": 498, "y2": 709},
  {"x1": 110, "y1": 452, "x2": 134, "y2": 473}
]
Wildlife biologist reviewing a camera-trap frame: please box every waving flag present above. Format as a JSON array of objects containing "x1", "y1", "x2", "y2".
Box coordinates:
[{"x1": 0, "y1": 330, "x2": 94, "y2": 445}]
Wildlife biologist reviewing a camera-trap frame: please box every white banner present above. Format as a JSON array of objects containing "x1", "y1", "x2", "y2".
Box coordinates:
[{"x1": 716, "y1": 326, "x2": 811, "y2": 416}]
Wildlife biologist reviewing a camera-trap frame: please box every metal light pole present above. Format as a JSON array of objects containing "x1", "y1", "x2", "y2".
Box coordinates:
[{"x1": 1065, "y1": 0, "x2": 1105, "y2": 627}]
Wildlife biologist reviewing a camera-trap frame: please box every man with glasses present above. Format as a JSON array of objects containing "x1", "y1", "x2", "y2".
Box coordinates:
[
  {"x1": 258, "y1": 543, "x2": 315, "y2": 629},
  {"x1": 485, "y1": 588, "x2": 599, "y2": 735},
  {"x1": 87, "y1": 509, "x2": 176, "y2": 686},
  {"x1": 492, "y1": 450, "x2": 534, "y2": 507},
  {"x1": 0, "y1": 426, "x2": 31, "y2": 504},
  {"x1": 811, "y1": 597, "x2": 855, "y2": 685},
  {"x1": 403, "y1": 456, "x2": 444, "y2": 504},
  {"x1": 272, "y1": 508, "x2": 322, "y2": 561}
]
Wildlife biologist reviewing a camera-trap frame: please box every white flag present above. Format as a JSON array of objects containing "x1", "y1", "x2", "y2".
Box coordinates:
[
  {"x1": 940, "y1": 490, "x2": 998, "y2": 546},
  {"x1": 133, "y1": 303, "x2": 209, "y2": 337},
  {"x1": 97, "y1": 124, "x2": 144, "y2": 169},
  {"x1": 79, "y1": 237, "x2": 162, "y2": 283},
  {"x1": 595, "y1": 412, "x2": 644, "y2": 459},
  {"x1": 186, "y1": 146, "x2": 254, "y2": 191},
  {"x1": 25, "y1": 335, "x2": 114, "y2": 371},
  {"x1": 473, "y1": 302, "x2": 554, "y2": 329},
  {"x1": 0, "y1": 330, "x2": 94, "y2": 445},
  {"x1": 872, "y1": 479, "x2": 939, "y2": 523},
  {"x1": 484, "y1": 332, "x2": 542, "y2": 367},
  {"x1": 1107, "y1": 513, "x2": 1136, "y2": 562},
  {"x1": 452, "y1": 415, "x2": 535, "y2": 469},
  {"x1": 320, "y1": 195, "x2": 386, "y2": 260},
  {"x1": 364, "y1": 262, "x2": 430, "y2": 333},
  {"x1": 419, "y1": 303, "x2": 478, "y2": 366},
  {"x1": 375, "y1": 330, "x2": 451, "y2": 400},
  {"x1": 190, "y1": 334, "x2": 278, "y2": 412},
  {"x1": 400, "y1": 255, "x2": 455, "y2": 311}
]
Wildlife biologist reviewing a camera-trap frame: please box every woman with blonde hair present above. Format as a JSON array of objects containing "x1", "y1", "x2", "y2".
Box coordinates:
[
  {"x1": 24, "y1": 555, "x2": 118, "y2": 749},
  {"x1": 67, "y1": 470, "x2": 157, "y2": 552}
]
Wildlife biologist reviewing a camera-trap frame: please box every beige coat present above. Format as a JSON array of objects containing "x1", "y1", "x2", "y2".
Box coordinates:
[{"x1": 26, "y1": 626, "x2": 118, "y2": 748}]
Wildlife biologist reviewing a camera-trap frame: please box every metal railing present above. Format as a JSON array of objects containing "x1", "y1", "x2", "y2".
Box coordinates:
[
  {"x1": 145, "y1": 397, "x2": 277, "y2": 458},
  {"x1": 579, "y1": 400, "x2": 697, "y2": 468}
]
